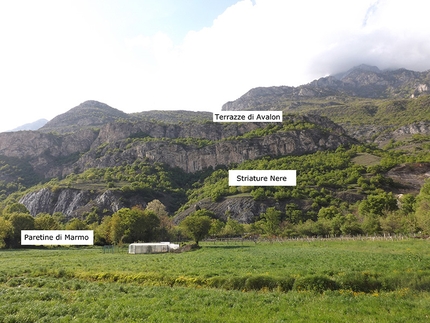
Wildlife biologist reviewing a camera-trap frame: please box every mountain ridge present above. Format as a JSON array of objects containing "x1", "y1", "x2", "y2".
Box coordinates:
[
  {"x1": 2, "y1": 64, "x2": 430, "y2": 226},
  {"x1": 222, "y1": 65, "x2": 430, "y2": 112},
  {"x1": 9, "y1": 119, "x2": 48, "y2": 132},
  {"x1": 39, "y1": 100, "x2": 131, "y2": 134}
]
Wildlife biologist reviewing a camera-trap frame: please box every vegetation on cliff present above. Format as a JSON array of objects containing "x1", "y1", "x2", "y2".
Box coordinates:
[{"x1": 1, "y1": 66, "x2": 430, "y2": 247}]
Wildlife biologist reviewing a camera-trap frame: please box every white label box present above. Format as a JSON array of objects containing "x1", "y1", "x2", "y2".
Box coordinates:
[
  {"x1": 21, "y1": 230, "x2": 94, "y2": 245},
  {"x1": 213, "y1": 111, "x2": 282, "y2": 122},
  {"x1": 229, "y1": 170, "x2": 296, "y2": 186}
]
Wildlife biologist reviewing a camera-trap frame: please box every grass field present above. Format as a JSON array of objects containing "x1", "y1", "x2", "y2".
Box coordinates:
[{"x1": 1, "y1": 239, "x2": 430, "y2": 322}]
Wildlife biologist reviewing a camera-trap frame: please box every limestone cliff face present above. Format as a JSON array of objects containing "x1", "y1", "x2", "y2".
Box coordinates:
[
  {"x1": 134, "y1": 129, "x2": 348, "y2": 173},
  {"x1": 0, "y1": 129, "x2": 98, "y2": 177},
  {"x1": 90, "y1": 119, "x2": 264, "y2": 146},
  {"x1": 68, "y1": 116, "x2": 353, "y2": 174},
  {"x1": 0, "y1": 114, "x2": 351, "y2": 177},
  {"x1": 0, "y1": 129, "x2": 98, "y2": 159},
  {"x1": 19, "y1": 187, "x2": 146, "y2": 217}
]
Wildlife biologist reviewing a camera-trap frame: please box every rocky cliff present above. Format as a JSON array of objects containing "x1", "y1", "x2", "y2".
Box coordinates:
[
  {"x1": 72, "y1": 122, "x2": 352, "y2": 174},
  {"x1": 19, "y1": 187, "x2": 147, "y2": 217},
  {"x1": 0, "y1": 113, "x2": 353, "y2": 179},
  {"x1": 6, "y1": 110, "x2": 355, "y2": 218},
  {"x1": 0, "y1": 128, "x2": 98, "y2": 178},
  {"x1": 375, "y1": 121, "x2": 430, "y2": 145}
]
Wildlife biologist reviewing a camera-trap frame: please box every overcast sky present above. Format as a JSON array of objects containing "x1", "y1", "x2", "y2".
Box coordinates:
[{"x1": 1, "y1": 0, "x2": 430, "y2": 132}]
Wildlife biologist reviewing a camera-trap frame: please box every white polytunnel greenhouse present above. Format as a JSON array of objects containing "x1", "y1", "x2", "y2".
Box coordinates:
[{"x1": 128, "y1": 242, "x2": 180, "y2": 254}]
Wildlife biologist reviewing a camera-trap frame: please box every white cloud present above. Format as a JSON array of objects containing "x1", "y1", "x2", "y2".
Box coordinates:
[
  {"x1": 309, "y1": 0, "x2": 430, "y2": 74},
  {"x1": 1, "y1": 0, "x2": 430, "y2": 132}
]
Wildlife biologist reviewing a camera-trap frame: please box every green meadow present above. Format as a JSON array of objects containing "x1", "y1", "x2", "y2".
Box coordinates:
[{"x1": 1, "y1": 239, "x2": 430, "y2": 322}]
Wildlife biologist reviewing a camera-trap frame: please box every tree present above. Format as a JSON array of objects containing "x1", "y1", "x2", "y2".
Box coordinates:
[
  {"x1": 0, "y1": 217, "x2": 13, "y2": 248},
  {"x1": 2, "y1": 203, "x2": 30, "y2": 217},
  {"x1": 65, "y1": 218, "x2": 88, "y2": 230},
  {"x1": 34, "y1": 213, "x2": 62, "y2": 230},
  {"x1": 180, "y1": 209, "x2": 213, "y2": 245},
  {"x1": 318, "y1": 206, "x2": 341, "y2": 220},
  {"x1": 340, "y1": 214, "x2": 362, "y2": 236},
  {"x1": 93, "y1": 216, "x2": 112, "y2": 245},
  {"x1": 146, "y1": 199, "x2": 172, "y2": 240},
  {"x1": 414, "y1": 180, "x2": 430, "y2": 234},
  {"x1": 399, "y1": 194, "x2": 416, "y2": 215},
  {"x1": 146, "y1": 199, "x2": 168, "y2": 217},
  {"x1": 221, "y1": 218, "x2": 244, "y2": 237},
  {"x1": 361, "y1": 214, "x2": 381, "y2": 235},
  {"x1": 380, "y1": 212, "x2": 409, "y2": 235},
  {"x1": 110, "y1": 206, "x2": 161, "y2": 244},
  {"x1": 8, "y1": 213, "x2": 35, "y2": 247},
  {"x1": 209, "y1": 219, "x2": 225, "y2": 237},
  {"x1": 285, "y1": 203, "x2": 302, "y2": 224},
  {"x1": 296, "y1": 219, "x2": 318, "y2": 237},
  {"x1": 251, "y1": 188, "x2": 266, "y2": 201},
  {"x1": 359, "y1": 192, "x2": 398, "y2": 216},
  {"x1": 260, "y1": 207, "x2": 282, "y2": 236}
]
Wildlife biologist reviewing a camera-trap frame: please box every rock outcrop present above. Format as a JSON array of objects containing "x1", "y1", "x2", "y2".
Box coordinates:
[
  {"x1": 386, "y1": 163, "x2": 430, "y2": 193},
  {"x1": 173, "y1": 196, "x2": 311, "y2": 225},
  {"x1": 0, "y1": 128, "x2": 98, "y2": 177},
  {"x1": 375, "y1": 121, "x2": 430, "y2": 145},
  {"x1": 0, "y1": 114, "x2": 354, "y2": 177},
  {"x1": 72, "y1": 125, "x2": 353, "y2": 174},
  {"x1": 19, "y1": 187, "x2": 147, "y2": 217}
]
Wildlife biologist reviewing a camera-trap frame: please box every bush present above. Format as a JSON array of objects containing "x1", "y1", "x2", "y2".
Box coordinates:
[
  {"x1": 206, "y1": 276, "x2": 228, "y2": 289},
  {"x1": 293, "y1": 275, "x2": 338, "y2": 293},
  {"x1": 223, "y1": 276, "x2": 247, "y2": 290},
  {"x1": 277, "y1": 277, "x2": 296, "y2": 292},
  {"x1": 205, "y1": 275, "x2": 295, "y2": 292},
  {"x1": 337, "y1": 272, "x2": 382, "y2": 292},
  {"x1": 244, "y1": 276, "x2": 278, "y2": 291}
]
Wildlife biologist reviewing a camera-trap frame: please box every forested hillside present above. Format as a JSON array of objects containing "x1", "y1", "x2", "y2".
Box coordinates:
[{"x1": 1, "y1": 65, "x2": 430, "y2": 248}]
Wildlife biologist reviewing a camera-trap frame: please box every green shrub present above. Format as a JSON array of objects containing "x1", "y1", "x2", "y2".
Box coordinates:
[
  {"x1": 337, "y1": 272, "x2": 382, "y2": 292},
  {"x1": 206, "y1": 276, "x2": 228, "y2": 289},
  {"x1": 400, "y1": 272, "x2": 430, "y2": 291},
  {"x1": 277, "y1": 277, "x2": 296, "y2": 292},
  {"x1": 244, "y1": 275, "x2": 278, "y2": 291},
  {"x1": 293, "y1": 275, "x2": 338, "y2": 293},
  {"x1": 223, "y1": 276, "x2": 247, "y2": 290}
]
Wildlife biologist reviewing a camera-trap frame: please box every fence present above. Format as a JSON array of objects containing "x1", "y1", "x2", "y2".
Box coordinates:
[{"x1": 203, "y1": 233, "x2": 414, "y2": 245}]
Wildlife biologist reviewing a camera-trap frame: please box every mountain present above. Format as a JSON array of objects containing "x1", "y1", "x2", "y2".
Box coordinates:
[
  {"x1": 9, "y1": 119, "x2": 48, "y2": 132},
  {"x1": 2, "y1": 65, "x2": 430, "y2": 230},
  {"x1": 222, "y1": 65, "x2": 430, "y2": 112},
  {"x1": 39, "y1": 100, "x2": 131, "y2": 133},
  {"x1": 222, "y1": 65, "x2": 430, "y2": 143},
  {"x1": 0, "y1": 97, "x2": 356, "y2": 218},
  {"x1": 332, "y1": 64, "x2": 382, "y2": 80}
]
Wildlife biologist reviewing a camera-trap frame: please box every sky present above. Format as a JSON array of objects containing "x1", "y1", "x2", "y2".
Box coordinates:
[{"x1": 1, "y1": 0, "x2": 430, "y2": 132}]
